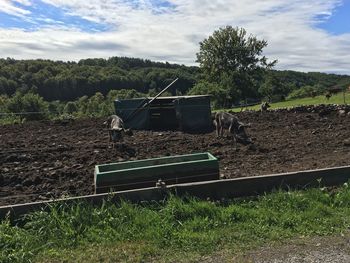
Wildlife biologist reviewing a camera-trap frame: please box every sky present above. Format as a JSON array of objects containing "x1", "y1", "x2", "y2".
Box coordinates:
[{"x1": 0, "y1": 0, "x2": 349, "y2": 75}]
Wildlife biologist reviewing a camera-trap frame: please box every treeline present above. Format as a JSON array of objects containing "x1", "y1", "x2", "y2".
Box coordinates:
[
  {"x1": 0, "y1": 57, "x2": 350, "y2": 109},
  {"x1": 0, "y1": 89, "x2": 147, "y2": 124},
  {"x1": 245, "y1": 70, "x2": 347, "y2": 104},
  {"x1": 0, "y1": 57, "x2": 197, "y2": 101}
]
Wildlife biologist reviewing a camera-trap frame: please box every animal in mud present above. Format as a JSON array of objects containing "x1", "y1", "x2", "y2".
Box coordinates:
[
  {"x1": 104, "y1": 115, "x2": 132, "y2": 147},
  {"x1": 260, "y1": 102, "x2": 271, "y2": 112},
  {"x1": 214, "y1": 112, "x2": 252, "y2": 145}
]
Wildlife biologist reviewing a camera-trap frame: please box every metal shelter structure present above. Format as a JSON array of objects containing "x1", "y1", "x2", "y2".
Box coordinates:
[{"x1": 114, "y1": 95, "x2": 212, "y2": 131}]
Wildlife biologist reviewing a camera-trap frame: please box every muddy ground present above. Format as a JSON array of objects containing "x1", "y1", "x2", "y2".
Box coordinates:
[{"x1": 1, "y1": 110, "x2": 350, "y2": 206}]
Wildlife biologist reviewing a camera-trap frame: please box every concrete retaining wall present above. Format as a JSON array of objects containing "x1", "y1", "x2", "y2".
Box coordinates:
[{"x1": 1, "y1": 165, "x2": 350, "y2": 221}]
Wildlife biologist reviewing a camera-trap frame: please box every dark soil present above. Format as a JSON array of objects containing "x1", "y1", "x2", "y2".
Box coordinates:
[{"x1": 1, "y1": 110, "x2": 350, "y2": 206}]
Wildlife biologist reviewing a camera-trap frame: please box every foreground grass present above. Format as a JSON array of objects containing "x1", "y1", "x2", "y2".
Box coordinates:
[
  {"x1": 229, "y1": 92, "x2": 350, "y2": 112},
  {"x1": 2, "y1": 185, "x2": 350, "y2": 263}
]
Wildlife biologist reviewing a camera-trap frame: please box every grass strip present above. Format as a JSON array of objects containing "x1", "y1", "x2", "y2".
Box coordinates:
[{"x1": 1, "y1": 184, "x2": 350, "y2": 262}]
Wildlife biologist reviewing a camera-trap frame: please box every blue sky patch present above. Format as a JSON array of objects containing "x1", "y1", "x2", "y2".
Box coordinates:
[
  {"x1": 150, "y1": 0, "x2": 176, "y2": 8},
  {"x1": 0, "y1": 12, "x2": 35, "y2": 31},
  {"x1": 149, "y1": 0, "x2": 176, "y2": 14},
  {"x1": 0, "y1": 0, "x2": 111, "y2": 32},
  {"x1": 121, "y1": 0, "x2": 176, "y2": 14},
  {"x1": 317, "y1": 0, "x2": 350, "y2": 35}
]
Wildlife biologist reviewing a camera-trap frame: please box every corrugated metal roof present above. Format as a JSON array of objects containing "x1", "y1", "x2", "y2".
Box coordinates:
[
  {"x1": 116, "y1": 95, "x2": 210, "y2": 101},
  {"x1": 148, "y1": 95, "x2": 210, "y2": 99}
]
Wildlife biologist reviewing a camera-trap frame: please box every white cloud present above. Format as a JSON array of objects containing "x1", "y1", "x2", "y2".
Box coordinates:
[
  {"x1": 0, "y1": 0, "x2": 350, "y2": 74},
  {"x1": 0, "y1": 0, "x2": 31, "y2": 17}
]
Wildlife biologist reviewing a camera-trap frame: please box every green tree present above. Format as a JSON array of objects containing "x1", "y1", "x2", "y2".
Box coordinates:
[
  {"x1": 76, "y1": 95, "x2": 89, "y2": 116},
  {"x1": 48, "y1": 100, "x2": 63, "y2": 117},
  {"x1": 0, "y1": 95, "x2": 8, "y2": 112},
  {"x1": 6, "y1": 92, "x2": 48, "y2": 120},
  {"x1": 86, "y1": 92, "x2": 105, "y2": 117},
  {"x1": 63, "y1": 101, "x2": 78, "y2": 114},
  {"x1": 6, "y1": 92, "x2": 23, "y2": 113},
  {"x1": 196, "y1": 26, "x2": 277, "y2": 104},
  {"x1": 259, "y1": 74, "x2": 289, "y2": 101},
  {"x1": 107, "y1": 89, "x2": 144, "y2": 101},
  {"x1": 147, "y1": 88, "x2": 157, "y2": 97},
  {"x1": 188, "y1": 81, "x2": 230, "y2": 108},
  {"x1": 286, "y1": 85, "x2": 323, "y2": 100}
]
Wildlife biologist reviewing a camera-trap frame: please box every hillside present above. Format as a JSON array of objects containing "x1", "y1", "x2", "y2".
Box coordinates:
[
  {"x1": 0, "y1": 57, "x2": 198, "y2": 101},
  {"x1": 0, "y1": 57, "x2": 350, "y2": 102}
]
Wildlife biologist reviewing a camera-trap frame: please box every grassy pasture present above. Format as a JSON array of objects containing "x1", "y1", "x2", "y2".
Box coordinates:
[
  {"x1": 2, "y1": 184, "x2": 350, "y2": 262},
  {"x1": 228, "y1": 92, "x2": 350, "y2": 112}
]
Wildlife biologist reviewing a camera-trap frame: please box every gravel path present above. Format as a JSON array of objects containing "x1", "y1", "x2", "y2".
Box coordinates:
[{"x1": 235, "y1": 234, "x2": 350, "y2": 263}]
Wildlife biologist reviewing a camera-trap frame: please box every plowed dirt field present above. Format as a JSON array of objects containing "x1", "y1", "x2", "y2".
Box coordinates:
[{"x1": 1, "y1": 110, "x2": 350, "y2": 206}]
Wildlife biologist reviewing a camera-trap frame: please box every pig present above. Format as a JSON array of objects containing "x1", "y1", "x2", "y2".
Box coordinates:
[
  {"x1": 260, "y1": 102, "x2": 271, "y2": 113},
  {"x1": 214, "y1": 112, "x2": 252, "y2": 145},
  {"x1": 103, "y1": 115, "x2": 132, "y2": 147}
]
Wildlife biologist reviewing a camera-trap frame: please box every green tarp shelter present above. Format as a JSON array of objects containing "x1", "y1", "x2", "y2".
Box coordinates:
[{"x1": 114, "y1": 95, "x2": 212, "y2": 132}]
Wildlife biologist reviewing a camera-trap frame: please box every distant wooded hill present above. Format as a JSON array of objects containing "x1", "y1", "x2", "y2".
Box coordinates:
[{"x1": 0, "y1": 57, "x2": 349, "y2": 102}]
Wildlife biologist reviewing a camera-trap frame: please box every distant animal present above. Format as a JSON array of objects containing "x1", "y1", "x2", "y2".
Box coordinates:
[
  {"x1": 325, "y1": 87, "x2": 343, "y2": 100},
  {"x1": 214, "y1": 112, "x2": 252, "y2": 145},
  {"x1": 103, "y1": 115, "x2": 132, "y2": 147},
  {"x1": 325, "y1": 91, "x2": 332, "y2": 101},
  {"x1": 260, "y1": 102, "x2": 271, "y2": 112}
]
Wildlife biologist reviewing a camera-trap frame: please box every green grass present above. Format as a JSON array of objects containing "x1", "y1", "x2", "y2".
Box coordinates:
[
  {"x1": 228, "y1": 92, "x2": 350, "y2": 112},
  {"x1": 2, "y1": 185, "x2": 350, "y2": 263}
]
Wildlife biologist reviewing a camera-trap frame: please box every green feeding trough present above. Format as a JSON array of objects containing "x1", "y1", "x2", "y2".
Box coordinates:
[{"x1": 94, "y1": 152, "x2": 219, "y2": 194}]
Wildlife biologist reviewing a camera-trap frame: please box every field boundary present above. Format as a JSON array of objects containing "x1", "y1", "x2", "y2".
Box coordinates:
[{"x1": 1, "y1": 165, "x2": 350, "y2": 220}]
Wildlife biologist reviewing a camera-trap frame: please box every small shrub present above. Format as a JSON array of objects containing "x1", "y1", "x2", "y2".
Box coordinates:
[{"x1": 286, "y1": 85, "x2": 323, "y2": 100}]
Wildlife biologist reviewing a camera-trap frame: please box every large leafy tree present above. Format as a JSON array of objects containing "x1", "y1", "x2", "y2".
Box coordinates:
[
  {"x1": 188, "y1": 80, "x2": 230, "y2": 109},
  {"x1": 259, "y1": 74, "x2": 289, "y2": 101},
  {"x1": 6, "y1": 92, "x2": 48, "y2": 120},
  {"x1": 196, "y1": 26, "x2": 277, "y2": 103}
]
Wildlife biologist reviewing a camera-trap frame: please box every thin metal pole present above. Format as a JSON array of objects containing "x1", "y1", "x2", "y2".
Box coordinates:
[{"x1": 125, "y1": 78, "x2": 178, "y2": 122}]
